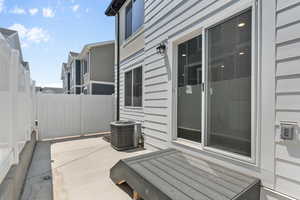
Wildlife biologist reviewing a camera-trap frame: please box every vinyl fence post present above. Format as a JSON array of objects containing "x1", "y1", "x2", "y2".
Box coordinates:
[
  {"x1": 80, "y1": 94, "x2": 83, "y2": 135},
  {"x1": 10, "y1": 50, "x2": 19, "y2": 164}
]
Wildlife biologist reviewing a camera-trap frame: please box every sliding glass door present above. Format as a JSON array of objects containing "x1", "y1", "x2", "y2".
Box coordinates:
[
  {"x1": 206, "y1": 10, "x2": 252, "y2": 157},
  {"x1": 175, "y1": 9, "x2": 253, "y2": 158}
]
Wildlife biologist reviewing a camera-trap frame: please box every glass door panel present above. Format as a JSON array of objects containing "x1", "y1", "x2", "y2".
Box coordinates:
[
  {"x1": 177, "y1": 35, "x2": 202, "y2": 143},
  {"x1": 206, "y1": 10, "x2": 252, "y2": 156}
]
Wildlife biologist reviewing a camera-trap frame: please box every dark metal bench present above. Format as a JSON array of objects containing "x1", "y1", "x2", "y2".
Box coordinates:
[{"x1": 110, "y1": 149, "x2": 260, "y2": 200}]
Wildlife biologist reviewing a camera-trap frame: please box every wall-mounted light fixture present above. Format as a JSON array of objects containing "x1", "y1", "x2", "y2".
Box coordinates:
[{"x1": 156, "y1": 43, "x2": 166, "y2": 55}]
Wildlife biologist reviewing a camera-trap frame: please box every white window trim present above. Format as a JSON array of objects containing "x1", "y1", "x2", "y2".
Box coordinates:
[
  {"x1": 124, "y1": 65, "x2": 143, "y2": 108},
  {"x1": 168, "y1": 0, "x2": 259, "y2": 165},
  {"x1": 90, "y1": 81, "x2": 115, "y2": 85}
]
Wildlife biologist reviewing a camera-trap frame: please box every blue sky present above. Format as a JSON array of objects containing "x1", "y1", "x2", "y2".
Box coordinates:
[{"x1": 0, "y1": 0, "x2": 115, "y2": 87}]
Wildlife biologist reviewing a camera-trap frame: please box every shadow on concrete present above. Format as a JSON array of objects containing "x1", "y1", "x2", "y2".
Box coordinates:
[
  {"x1": 117, "y1": 182, "x2": 145, "y2": 200},
  {"x1": 101, "y1": 133, "x2": 146, "y2": 154},
  {"x1": 21, "y1": 141, "x2": 53, "y2": 200},
  {"x1": 21, "y1": 133, "x2": 148, "y2": 200},
  {"x1": 21, "y1": 133, "x2": 109, "y2": 200},
  {"x1": 117, "y1": 182, "x2": 134, "y2": 198}
]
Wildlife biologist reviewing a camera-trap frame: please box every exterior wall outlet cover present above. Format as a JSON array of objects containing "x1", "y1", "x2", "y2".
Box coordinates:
[{"x1": 280, "y1": 122, "x2": 298, "y2": 140}]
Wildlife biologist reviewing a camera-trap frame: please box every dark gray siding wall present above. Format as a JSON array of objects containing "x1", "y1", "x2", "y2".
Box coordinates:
[
  {"x1": 76, "y1": 60, "x2": 81, "y2": 85},
  {"x1": 90, "y1": 44, "x2": 115, "y2": 83},
  {"x1": 91, "y1": 83, "x2": 114, "y2": 95},
  {"x1": 67, "y1": 73, "x2": 71, "y2": 91},
  {"x1": 75, "y1": 87, "x2": 81, "y2": 95}
]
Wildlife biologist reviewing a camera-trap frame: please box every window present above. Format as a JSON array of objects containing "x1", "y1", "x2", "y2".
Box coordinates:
[
  {"x1": 125, "y1": 2, "x2": 132, "y2": 39},
  {"x1": 125, "y1": 0, "x2": 144, "y2": 40},
  {"x1": 67, "y1": 73, "x2": 70, "y2": 91},
  {"x1": 125, "y1": 66, "x2": 143, "y2": 107},
  {"x1": 83, "y1": 60, "x2": 88, "y2": 74},
  {"x1": 76, "y1": 60, "x2": 81, "y2": 85},
  {"x1": 206, "y1": 9, "x2": 252, "y2": 157}
]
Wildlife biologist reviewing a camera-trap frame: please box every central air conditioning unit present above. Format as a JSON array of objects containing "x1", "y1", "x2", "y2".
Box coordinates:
[{"x1": 110, "y1": 121, "x2": 139, "y2": 151}]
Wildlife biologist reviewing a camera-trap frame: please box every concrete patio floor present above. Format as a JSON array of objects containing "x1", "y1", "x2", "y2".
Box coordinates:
[{"x1": 21, "y1": 134, "x2": 151, "y2": 200}]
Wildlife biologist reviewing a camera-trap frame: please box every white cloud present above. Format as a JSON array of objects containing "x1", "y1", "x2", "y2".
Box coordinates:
[
  {"x1": 85, "y1": 8, "x2": 89, "y2": 13},
  {"x1": 29, "y1": 8, "x2": 38, "y2": 16},
  {"x1": 9, "y1": 24, "x2": 50, "y2": 47},
  {"x1": 71, "y1": 4, "x2": 80, "y2": 12},
  {"x1": 42, "y1": 8, "x2": 55, "y2": 18},
  {"x1": 10, "y1": 6, "x2": 26, "y2": 15},
  {"x1": 27, "y1": 28, "x2": 50, "y2": 43},
  {"x1": 0, "y1": 0, "x2": 4, "y2": 13}
]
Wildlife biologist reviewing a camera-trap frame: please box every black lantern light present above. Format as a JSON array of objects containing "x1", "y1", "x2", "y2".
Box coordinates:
[{"x1": 156, "y1": 43, "x2": 166, "y2": 55}]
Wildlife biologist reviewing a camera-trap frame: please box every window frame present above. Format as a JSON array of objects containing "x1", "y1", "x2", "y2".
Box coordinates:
[
  {"x1": 124, "y1": 0, "x2": 144, "y2": 41},
  {"x1": 83, "y1": 60, "x2": 88, "y2": 75},
  {"x1": 169, "y1": 0, "x2": 259, "y2": 165},
  {"x1": 203, "y1": 7, "x2": 257, "y2": 163},
  {"x1": 124, "y1": 66, "x2": 143, "y2": 108},
  {"x1": 125, "y1": 1, "x2": 133, "y2": 40}
]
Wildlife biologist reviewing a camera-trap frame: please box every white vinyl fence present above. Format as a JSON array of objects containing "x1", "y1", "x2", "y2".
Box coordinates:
[
  {"x1": 0, "y1": 34, "x2": 36, "y2": 183},
  {"x1": 0, "y1": 31, "x2": 114, "y2": 184},
  {"x1": 37, "y1": 94, "x2": 114, "y2": 140}
]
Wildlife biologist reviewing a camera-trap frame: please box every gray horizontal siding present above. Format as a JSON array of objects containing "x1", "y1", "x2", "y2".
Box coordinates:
[{"x1": 275, "y1": 1, "x2": 300, "y2": 199}]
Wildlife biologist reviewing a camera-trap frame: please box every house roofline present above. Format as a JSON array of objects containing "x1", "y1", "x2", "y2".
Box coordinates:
[
  {"x1": 78, "y1": 40, "x2": 115, "y2": 59},
  {"x1": 67, "y1": 51, "x2": 79, "y2": 66},
  {"x1": 105, "y1": 0, "x2": 126, "y2": 16},
  {"x1": 0, "y1": 27, "x2": 24, "y2": 61}
]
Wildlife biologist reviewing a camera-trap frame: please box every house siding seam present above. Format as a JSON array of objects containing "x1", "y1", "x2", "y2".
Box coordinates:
[{"x1": 275, "y1": 1, "x2": 300, "y2": 199}]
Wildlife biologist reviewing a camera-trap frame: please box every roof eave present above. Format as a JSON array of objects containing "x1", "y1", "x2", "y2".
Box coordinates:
[
  {"x1": 105, "y1": 2, "x2": 116, "y2": 16},
  {"x1": 105, "y1": 0, "x2": 126, "y2": 16}
]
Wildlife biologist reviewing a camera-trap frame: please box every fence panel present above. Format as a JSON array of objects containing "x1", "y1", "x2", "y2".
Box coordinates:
[
  {"x1": 0, "y1": 34, "x2": 36, "y2": 183},
  {"x1": 81, "y1": 95, "x2": 114, "y2": 134},
  {"x1": 0, "y1": 37, "x2": 13, "y2": 182},
  {"x1": 37, "y1": 94, "x2": 114, "y2": 140}
]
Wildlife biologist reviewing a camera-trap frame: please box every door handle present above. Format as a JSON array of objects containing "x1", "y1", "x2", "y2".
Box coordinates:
[{"x1": 201, "y1": 83, "x2": 205, "y2": 92}]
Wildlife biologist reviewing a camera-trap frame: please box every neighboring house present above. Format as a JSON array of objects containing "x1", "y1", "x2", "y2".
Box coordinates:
[
  {"x1": 0, "y1": 28, "x2": 23, "y2": 61},
  {"x1": 67, "y1": 51, "x2": 82, "y2": 94},
  {"x1": 0, "y1": 28, "x2": 29, "y2": 71},
  {"x1": 36, "y1": 87, "x2": 64, "y2": 94},
  {"x1": 106, "y1": 0, "x2": 300, "y2": 199},
  {"x1": 61, "y1": 41, "x2": 115, "y2": 95},
  {"x1": 78, "y1": 41, "x2": 115, "y2": 95},
  {"x1": 61, "y1": 62, "x2": 71, "y2": 94}
]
